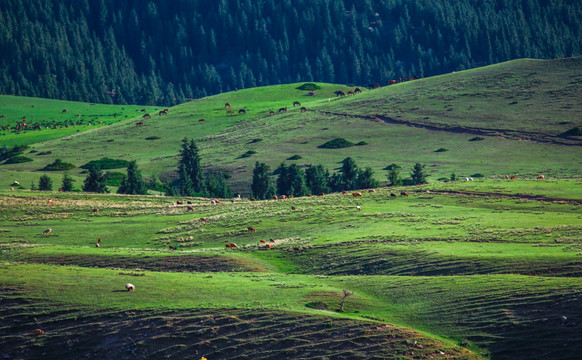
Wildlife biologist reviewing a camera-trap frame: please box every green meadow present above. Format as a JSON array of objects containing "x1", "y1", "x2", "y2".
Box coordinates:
[{"x1": 1, "y1": 58, "x2": 582, "y2": 359}]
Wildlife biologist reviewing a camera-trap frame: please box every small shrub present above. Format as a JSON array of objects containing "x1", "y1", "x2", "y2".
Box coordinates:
[
  {"x1": 305, "y1": 301, "x2": 328, "y2": 310},
  {"x1": 240, "y1": 150, "x2": 257, "y2": 158},
  {"x1": 560, "y1": 127, "x2": 582, "y2": 137},
  {"x1": 296, "y1": 83, "x2": 321, "y2": 91},
  {"x1": 469, "y1": 137, "x2": 485, "y2": 141},
  {"x1": 4, "y1": 156, "x2": 33, "y2": 164},
  {"x1": 471, "y1": 173, "x2": 485, "y2": 178},
  {"x1": 145, "y1": 136, "x2": 161, "y2": 140},
  {"x1": 287, "y1": 155, "x2": 302, "y2": 160},
  {"x1": 43, "y1": 158, "x2": 76, "y2": 171},
  {"x1": 385, "y1": 163, "x2": 401, "y2": 170},
  {"x1": 435, "y1": 148, "x2": 449, "y2": 152},
  {"x1": 37, "y1": 151, "x2": 52, "y2": 155},
  {"x1": 355, "y1": 141, "x2": 368, "y2": 146},
  {"x1": 318, "y1": 138, "x2": 354, "y2": 149},
  {"x1": 81, "y1": 158, "x2": 131, "y2": 170}
]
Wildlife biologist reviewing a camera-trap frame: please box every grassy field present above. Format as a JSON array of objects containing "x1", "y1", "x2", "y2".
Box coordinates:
[
  {"x1": 1, "y1": 179, "x2": 581, "y2": 359},
  {"x1": 1, "y1": 58, "x2": 582, "y2": 359}
]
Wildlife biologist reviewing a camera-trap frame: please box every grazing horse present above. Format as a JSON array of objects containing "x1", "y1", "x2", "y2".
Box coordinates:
[
  {"x1": 278, "y1": 107, "x2": 288, "y2": 112},
  {"x1": 293, "y1": 101, "x2": 301, "y2": 107},
  {"x1": 348, "y1": 91, "x2": 355, "y2": 96},
  {"x1": 142, "y1": 113, "x2": 151, "y2": 119},
  {"x1": 135, "y1": 121, "x2": 144, "y2": 126},
  {"x1": 300, "y1": 107, "x2": 307, "y2": 112},
  {"x1": 225, "y1": 103, "x2": 232, "y2": 108},
  {"x1": 247, "y1": 226, "x2": 256, "y2": 232},
  {"x1": 227, "y1": 110, "x2": 235, "y2": 115},
  {"x1": 269, "y1": 110, "x2": 275, "y2": 116},
  {"x1": 336, "y1": 91, "x2": 346, "y2": 97},
  {"x1": 199, "y1": 119, "x2": 205, "y2": 123},
  {"x1": 400, "y1": 191, "x2": 408, "y2": 196},
  {"x1": 239, "y1": 109, "x2": 246, "y2": 114},
  {"x1": 354, "y1": 88, "x2": 362, "y2": 93},
  {"x1": 390, "y1": 193, "x2": 397, "y2": 197},
  {"x1": 158, "y1": 110, "x2": 168, "y2": 116}
]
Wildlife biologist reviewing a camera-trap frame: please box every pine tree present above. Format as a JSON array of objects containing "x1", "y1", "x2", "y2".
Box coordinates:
[
  {"x1": 206, "y1": 172, "x2": 232, "y2": 198},
  {"x1": 305, "y1": 164, "x2": 331, "y2": 195},
  {"x1": 117, "y1": 160, "x2": 147, "y2": 195},
  {"x1": 38, "y1": 174, "x2": 53, "y2": 191},
  {"x1": 410, "y1": 163, "x2": 428, "y2": 185},
  {"x1": 82, "y1": 166, "x2": 109, "y2": 193},
  {"x1": 250, "y1": 161, "x2": 275, "y2": 200},
  {"x1": 341, "y1": 157, "x2": 359, "y2": 190},
  {"x1": 178, "y1": 138, "x2": 207, "y2": 196},
  {"x1": 284, "y1": 163, "x2": 308, "y2": 196},
  {"x1": 61, "y1": 172, "x2": 74, "y2": 192},
  {"x1": 357, "y1": 167, "x2": 379, "y2": 189},
  {"x1": 387, "y1": 165, "x2": 402, "y2": 186}
]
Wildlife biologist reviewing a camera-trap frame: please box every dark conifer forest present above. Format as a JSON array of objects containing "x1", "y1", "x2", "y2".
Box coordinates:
[{"x1": 1, "y1": 0, "x2": 581, "y2": 105}]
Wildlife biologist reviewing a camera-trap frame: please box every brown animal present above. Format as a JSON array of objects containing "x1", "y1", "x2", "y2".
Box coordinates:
[
  {"x1": 136, "y1": 121, "x2": 144, "y2": 126},
  {"x1": 265, "y1": 243, "x2": 272, "y2": 250},
  {"x1": 300, "y1": 107, "x2": 307, "y2": 112},
  {"x1": 225, "y1": 103, "x2": 232, "y2": 108},
  {"x1": 32, "y1": 329, "x2": 45, "y2": 336},
  {"x1": 348, "y1": 91, "x2": 355, "y2": 96},
  {"x1": 214, "y1": 199, "x2": 221, "y2": 204},
  {"x1": 158, "y1": 110, "x2": 168, "y2": 116},
  {"x1": 239, "y1": 109, "x2": 246, "y2": 114},
  {"x1": 187, "y1": 206, "x2": 194, "y2": 211},
  {"x1": 92, "y1": 208, "x2": 99, "y2": 213},
  {"x1": 278, "y1": 107, "x2": 288, "y2": 112},
  {"x1": 269, "y1": 238, "x2": 275, "y2": 243},
  {"x1": 187, "y1": 201, "x2": 193, "y2": 204},
  {"x1": 537, "y1": 175, "x2": 545, "y2": 180},
  {"x1": 140, "y1": 109, "x2": 146, "y2": 112},
  {"x1": 336, "y1": 91, "x2": 346, "y2": 97},
  {"x1": 142, "y1": 113, "x2": 151, "y2": 119},
  {"x1": 288, "y1": 195, "x2": 293, "y2": 198},
  {"x1": 368, "y1": 189, "x2": 376, "y2": 193},
  {"x1": 269, "y1": 110, "x2": 275, "y2": 116},
  {"x1": 200, "y1": 217, "x2": 208, "y2": 222},
  {"x1": 98, "y1": 238, "x2": 101, "y2": 243},
  {"x1": 400, "y1": 191, "x2": 408, "y2": 196},
  {"x1": 260, "y1": 239, "x2": 266, "y2": 243},
  {"x1": 199, "y1": 119, "x2": 205, "y2": 123},
  {"x1": 390, "y1": 193, "x2": 397, "y2": 197},
  {"x1": 373, "y1": 83, "x2": 381, "y2": 88},
  {"x1": 280, "y1": 195, "x2": 287, "y2": 200},
  {"x1": 251, "y1": 198, "x2": 257, "y2": 201},
  {"x1": 273, "y1": 195, "x2": 278, "y2": 200},
  {"x1": 318, "y1": 193, "x2": 325, "y2": 196},
  {"x1": 291, "y1": 206, "x2": 296, "y2": 211},
  {"x1": 247, "y1": 226, "x2": 256, "y2": 232},
  {"x1": 354, "y1": 87, "x2": 362, "y2": 93},
  {"x1": 169, "y1": 245, "x2": 176, "y2": 250},
  {"x1": 293, "y1": 101, "x2": 301, "y2": 107},
  {"x1": 125, "y1": 283, "x2": 135, "y2": 291},
  {"x1": 353, "y1": 192, "x2": 362, "y2": 197},
  {"x1": 176, "y1": 201, "x2": 183, "y2": 205},
  {"x1": 225, "y1": 243, "x2": 232, "y2": 248},
  {"x1": 511, "y1": 176, "x2": 516, "y2": 180},
  {"x1": 227, "y1": 110, "x2": 235, "y2": 115},
  {"x1": 342, "y1": 190, "x2": 347, "y2": 195},
  {"x1": 230, "y1": 243, "x2": 238, "y2": 248}
]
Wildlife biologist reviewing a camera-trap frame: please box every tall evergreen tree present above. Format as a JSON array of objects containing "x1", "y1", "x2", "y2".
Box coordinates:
[
  {"x1": 341, "y1": 157, "x2": 359, "y2": 190},
  {"x1": 38, "y1": 174, "x2": 53, "y2": 191},
  {"x1": 410, "y1": 163, "x2": 428, "y2": 185},
  {"x1": 82, "y1": 166, "x2": 109, "y2": 193},
  {"x1": 387, "y1": 165, "x2": 402, "y2": 187},
  {"x1": 250, "y1": 161, "x2": 275, "y2": 200},
  {"x1": 357, "y1": 167, "x2": 379, "y2": 189},
  {"x1": 178, "y1": 138, "x2": 207, "y2": 196},
  {"x1": 206, "y1": 172, "x2": 232, "y2": 198},
  {"x1": 61, "y1": 172, "x2": 74, "y2": 192},
  {"x1": 305, "y1": 164, "x2": 331, "y2": 195},
  {"x1": 276, "y1": 163, "x2": 307, "y2": 196},
  {"x1": 117, "y1": 160, "x2": 147, "y2": 195}
]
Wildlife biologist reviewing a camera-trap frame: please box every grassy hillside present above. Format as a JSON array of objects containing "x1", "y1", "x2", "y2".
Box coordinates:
[
  {"x1": 1, "y1": 179, "x2": 581, "y2": 359},
  {"x1": 2, "y1": 58, "x2": 581, "y2": 195}
]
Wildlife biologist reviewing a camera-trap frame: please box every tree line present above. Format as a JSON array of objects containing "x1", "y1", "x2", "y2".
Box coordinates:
[
  {"x1": 30, "y1": 138, "x2": 429, "y2": 197},
  {"x1": 1, "y1": 0, "x2": 580, "y2": 105}
]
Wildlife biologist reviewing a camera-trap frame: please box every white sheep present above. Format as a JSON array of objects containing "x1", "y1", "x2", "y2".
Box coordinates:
[
  {"x1": 125, "y1": 283, "x2": 135, "y2": 291},
  {"x1": 356, "y1": 206, "x2": 361, "y2": 211}
]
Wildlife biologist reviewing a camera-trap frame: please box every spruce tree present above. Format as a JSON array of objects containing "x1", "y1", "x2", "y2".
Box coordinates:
[
  {"x1": 61, "y1": 172, "x2": 74, "y2": 192},
  {"x1": 38, "y1": 174, "x2": 53, "y2": 191},
  {"x1": 82, "y1": 166, "x2": 109, "y2": 193},
  {"x1": 305, "y1": 164, "x2": 331, "y2": 195},
  {"x1": 410, "y1": 163, "x2": 428, "y2": 185},
  {"x1": 206, "y1": 172, "x2": 232, "y2": 198},
  {"x1": 117, "y1": 160, "x2": 147, "y2": 195},
  {"x1": 357, "y1": 167, "x2": 379, "y2": 189},
  {"x1": 387, "y1": 166, "x2": 402, "y2": 186},
  {"x1": 286, "y1": 164, "x2": 308, "y2": 196},
  {"x1": 178, "y1": 138, "x2": 207, "y2": 196},
  {"x1": 250, "y1": 162, "x2": 275, "y2": 200},
  {"x1": 341, "y1": 157, "x2": 359, "y2": 190}
]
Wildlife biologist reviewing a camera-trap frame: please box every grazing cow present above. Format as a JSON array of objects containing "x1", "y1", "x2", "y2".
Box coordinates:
[
  {"x1": 225, "y1": 243, "x2": 232, "y2": 248},
  {"x1": 318, "y1": 193, "x2": 325, "y2": 196},
  {"x1": 187, "y1": 201, "x2": 193, "y2": 204},
  {"x1": 48, "y1": 199, "x2": 53, "y2": 205},
  {"x1": 200, "y1": 217, "x2": 208, "y2": 222},
  {"x1": 199, "y1": 119, "x2": 205, "y2": 123},
  {"x1": 291, "y1": 206, "x2": 296, "y2": 211},
  {"x1": 125, "y1": 283, "x2": 135, "y2": 291},
  {"x1": 142, "y1": 113, "x2": 151, "y2": 119},
  {"x1": 469, "y1": 178, "x2": 474, "y2": 181},
  {"x1": 265, "y1": 243, "x2": 272, "y2": 250},
  {"x1": 32, "y1": 329, "x2": 45, "y2": 336},
  {"x1": 373, "y1": 83, "x2": 381, "y2": 89},
  {"x1": 368, "y1": 189, "x2": 376, "y2": 193},
  {"x1": 176, "y1": 201, "x2": 183, "y2": 205},
  {"x1": 300, "y1": 107, "x2": 307, "y2": 112},
  {"x1": 348, "y1": 91, "x2": 355, "y2": 96},
  {"x1": 239, "y1": 109, "x2": 246, "y2": 114},
  {"x1": 43, "y1": 228, "x2": 52, "y2": 235},
  {"x1": 187, "y1": 206, "x2": 194, "y2": 211},
  {"x1": 400, "y1": 191, "x2": 408, "y2": 196},
  {"x1": 280, "y1": 195, "x2": 287, "y2": 200},
  {"x1": 511, "y1": 176, "x2": 516, "y2": 180},
  {"x1": 135, "y1": 121, "x2": 144, "y2": 126},
  {"x1": 269, "y1": 110, "x2": 275, "y2": 116},
  {"x1": 61, "y1": 109, "x2": 67, "y2": 113},
  {"x1": 390, "y1": 193, "x2": 397, "y2": 197},
  {"x1": 140, "y1": 109, "x2": 146, "y2": 112},
  {"x1": 98, "y1": 238, "x2": 101, "y2": 243},
  {"x1": 225, "y1": 103, "x2": 232, "y2": 108},
  {"x1": 248, "y1": 226, "x2": 256, "y2": 232},
  {"x1": 260, "y1": 239, "x2": 266, "y2": 243},
  {"x1": 214, "y1": 199, "x2": 221, "y2": 204},
  {"x1": 211, "y1": 200, "x2": 217, "y2": 205},
  {"x1": 251, "y1": 198, "x2": 257, "y2": 201},
  {"x1": 354, "y1": 88, "x2": 362, "y2": 93},
  {"x1": 353, "y1": 192, "x2": 362, "y2": 197},
  {"x1": 387, "y1": 80, "x2": 397, "y2": 85},
  {"x1": 356, "y1": 206, "x2": 361, "y2": 211},
  {"x1": 10, "y1": 187, "x2": 14, "y2": 191},
  {"x1": 537, "y1": 175, "x2": 545, "y2": 180},
  {"x1": 278, "y1": 107, "x2": 288, "y2": 112},
  {"x1": 293, "y1": 101, "x2": 301, "y2": 107},
  {"x1": 169, "y1": 245, "x2": 176, "y2": 250},
  {"x1": 273, "y1": 195, "x2": 278, "y2": 200},
  {"x1": 336, "y1": 91, "x2": 346, "y2": 97},
  {"x1": 505, "y1": 175, "x2": 510, "y2": 180},
  {"x1": 342, "y1": 191, "x2": 347, "y2": 195},
  {"x1": 269, "y1": 238, "x2": 275, "y2": 243},
  {"x1": 227, "y1": 110, "x2": 235, "y2": 115},
  {"x1": 230, "y1": 243, "x2": 239, "y2": 248},
  {"x1": 92, "y1": 208, "x2": 99, "y2": 213},
  {"x1": 96, "y1": 243, "x2": 100, "y2": 248}
]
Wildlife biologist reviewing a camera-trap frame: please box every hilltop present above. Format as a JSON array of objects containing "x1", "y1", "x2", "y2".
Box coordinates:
[{"x1": 2, "y1": 58, "x2": 581, "y2": 194}]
